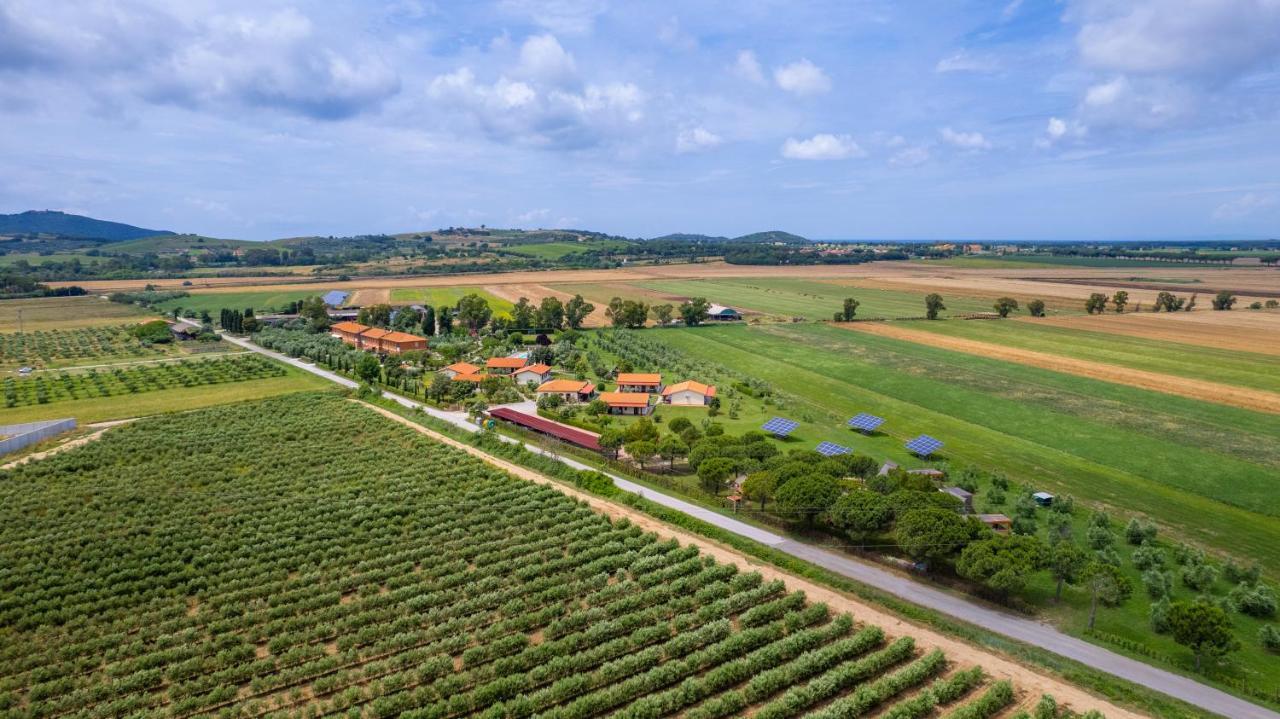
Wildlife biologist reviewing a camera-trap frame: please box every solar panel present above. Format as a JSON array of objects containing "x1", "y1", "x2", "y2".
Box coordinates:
[
  {"x1": 815, "y1": 441, "x2": 851, "y2": 456},
  {"x1": 761, "y1": 417, "x2": 800, "y2": 437},
  {"x1": 847, "y1": 413, "x2": 885, "y2": 433},
  {"x1": 905, "y1": 435, "x2": 944, "y2": 457}
]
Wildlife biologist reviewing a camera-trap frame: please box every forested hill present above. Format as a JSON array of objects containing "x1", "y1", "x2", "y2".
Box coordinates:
[
  {"x1": 647, "y1": 230, "x2": 809, "y2": 244},
  {"x1": 0, "y1": 210, "x2": 173, "y2": 241}
]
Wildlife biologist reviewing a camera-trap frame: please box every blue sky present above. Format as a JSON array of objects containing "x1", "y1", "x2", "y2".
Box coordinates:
[{"x1": 1, "y1": 0, "x2": 1278, "y2": 241}]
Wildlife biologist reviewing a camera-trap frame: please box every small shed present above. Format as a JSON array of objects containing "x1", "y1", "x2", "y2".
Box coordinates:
[
  {"x1": 1032, "y1": 492, "x2": 1055, "y2": 508},
  {"x1": 707, "y1": 304, "x2": 741, "y2": 321},
  {"x1": 876, "y1": 461, "x2": 899, "y2": 477},
  {"x1": 979, "y1": 514, "x2": 1012, "y2": 534},
  {"x1": 940, "y1": 486, "x2": 974, "y2": 514}
]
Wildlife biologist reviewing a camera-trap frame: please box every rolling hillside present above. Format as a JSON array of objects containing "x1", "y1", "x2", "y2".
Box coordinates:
[{"x1": 0, "y1": 210, "x2": 173, "y2": 241}]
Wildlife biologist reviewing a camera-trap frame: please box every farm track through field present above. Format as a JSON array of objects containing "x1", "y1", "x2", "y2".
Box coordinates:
[
  {"x1": 360, "y1": 401, "x2": 1143, "y2": 719},
  {"x1": 836, "y1": 322, "x2": 1280, "y2": 415}
]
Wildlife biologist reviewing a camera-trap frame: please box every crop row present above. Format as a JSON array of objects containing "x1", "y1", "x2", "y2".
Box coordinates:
[
  {"x1": 0, "y1": 325, "x2": 164, "y2": 366},
  {"x1": 1, "y1": 355, "x2": 284, "y2": 407},
  {"x1": 0, "y1": 393, "x2": 979, "y2": 719}
]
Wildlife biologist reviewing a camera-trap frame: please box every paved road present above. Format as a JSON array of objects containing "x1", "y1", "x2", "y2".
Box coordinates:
[{"x1": 223, "y1": 331, "x2": 1275, "y2": 719}]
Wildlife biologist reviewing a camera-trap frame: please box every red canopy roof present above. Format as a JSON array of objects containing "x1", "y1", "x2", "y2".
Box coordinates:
[{"x1": 488, "y1": 408, "x2": 602, "y2": 451}]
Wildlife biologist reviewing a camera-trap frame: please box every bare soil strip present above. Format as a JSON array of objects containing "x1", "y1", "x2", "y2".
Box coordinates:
[
  {"x1": 349, "y1": 288, "x2": 390, "y2": 306},
  {"x1": 482, "y1": 283, "x2": 610, "y2": 327},
  {"x1": 357, "y1": 400, "x2": 1143, "y2": 719},
  {"x1": 1035, "y1": 311, "x2": 1280, "y2": 356},
  {"x1": 837, "y1": 322, "x2": 1280, "y2": 414}
]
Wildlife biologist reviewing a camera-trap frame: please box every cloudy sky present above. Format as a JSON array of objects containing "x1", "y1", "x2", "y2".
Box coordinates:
[{"x1": 2, "y1": 0, "x2": 1279, "y2": 241}]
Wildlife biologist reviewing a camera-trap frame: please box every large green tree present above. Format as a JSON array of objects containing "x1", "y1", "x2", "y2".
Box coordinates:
[
  {"x1": 992, "y1": 297, "x2": 1019, "y2": 318},
  {"x1": 775, "y1": 474, "x2": 841, "y2": 527},
  {"x1": 1168, "y1": 599, "x2": 1240, "y2": 671},
  {"x1": 454, "y1": 294, "x2": 493, "y2": 332},
  {"x1": 830, "y1": 489, "x2": 892, "y2": 546},
  {"x1": 956, "y1": 534, "x2": 1048, "y2": 599},
  {"x1": 1048, "y1": 542, "x2": 1090, "y2": 601},
  {"x1": 537, "y1": 296, "x2": 565, "y2": 330},
  {"x1": 1081, "y1": 561, "x2": 1133, "y2": 628},
  {"x1": 741, "y1": 472, "x2": 778, "y2": 510},
  {"x1": 895, "y1": 508, "x2": 973, "y2": 566},
  {"x1": 697, "y1": 457, "x2": 738, "y2": 495},
  {"x1": 564, "y1": 294, "x2": 595, "y2": 329},
  {"x1": 679, "y1": 297, "x2": 712, "y2": 326},
  {"x1": 511, "y1": 298, "x2": 536, "y2": 329},
  {"x1": 1112, "y1": 290, "x2": 1129, "y2": 313},
  {"x1": 924, "y1": 293, "x2": 946, "y2": 320}
]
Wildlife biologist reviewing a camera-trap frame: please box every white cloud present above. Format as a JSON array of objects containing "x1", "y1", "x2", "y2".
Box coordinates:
[
  {"x1": 515, "y1": 208, "x2": 552, "y2": 224},
  {"x1": 1213, "y1": 192, "x2": 1277, "y2": 220},
  {"x1": 781, "y1": 133, "x2": 863, "y2": 160},
  {"x1": 773, "y1": 59, "x2": 831, "y2": 96},
  {"x1": 1083, "y1": 76, "x2": 1126, "y2": 106},
  {"x1": 676, "y1": 126, "x2": 723, "y2": 153},
  {"x1": 1036, "y1": 116, "x2": 1087, "y2": 147},
  {"x1": 935, "y1": 51, "x2": 999, "y2": 74},
  {"x1": 940, "y1": 127, "x2": 992, "y2": 151},
  {"x1": 498, "y1": 0, "x2": 605, "y2": 35},
  {"x1": 0, "y1": 4, "x2": 400, "y2": 120},
  {"x1": 733, "y1": 50, "x2": 766, "y2": 85},
  {"x1": 1074, "y1": 0, "x2": 1280, "y2": 82},
  {"x1": 890, "y1": 146, "x2": 930, "y2": 167},
  {"x1": 515, "y1": 34, "x2": 577, "y2": 87}
]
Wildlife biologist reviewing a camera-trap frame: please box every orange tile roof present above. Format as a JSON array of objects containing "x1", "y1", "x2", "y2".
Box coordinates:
[
  {"x1": 616, "y1": 372, "x2": 661, "y2": 385},
  {"x1": 598, "y1": 391, "x2": 652, "y2": 407},
  {"x1": 486, "y1": 357, "x2": 527, "y2": 369},
  {"x1": 361, "y1": 328, "x2": 391, "y2": 340},
  {"x1": 331, "y1": 321, "x2": 369, "y2": 334},
  {"x1": 381, "y1": 331, "x2": 427, "y2": 344},
  {"x1": 516, "y1": 363, "x2": 552, "y2": 375},
  {"x1": 661, "y1": 380, "x2": 716, "y2": 397},
  {"x1": 537, "y1": 379, "x2": 594, "y2": 394},
  {"x1": 444, "y1": 362, "x2": 480, "y2": 375},
  {"x1": 452, "y1": 373, "x2": 488, "y2": 383}
]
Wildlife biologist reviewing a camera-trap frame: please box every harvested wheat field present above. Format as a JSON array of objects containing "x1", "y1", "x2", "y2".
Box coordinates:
[
  {"x1": 483, "y1": 282, "x2": 610, "y2": 327},
  {"x1": 837, "y1": 321, "x2": 1280, "y2": 414},
  {"x1": 1038, "y1": 310, "x2": 1280, "y2": 356}
]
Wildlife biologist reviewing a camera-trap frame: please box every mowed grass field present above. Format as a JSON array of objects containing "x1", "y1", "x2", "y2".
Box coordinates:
[
  {"x1": 152, "y1": 290, "x2": 322, "y2": 315},
  {"x1": 388, "y1": 286, "x2": 516, "y2": 315},
  {"x1": 0, "y1": 296, "x2": 158, "y2": 331},
  {"x1": 894, "y1": 318, "x2": 1280, "y2": 395},
  {"x1": 654, "y1": 323, "x2": 1280, "y2": 576},
  {"x1": 631, "y1": 277, "x2": 1000, "y2": 319}
]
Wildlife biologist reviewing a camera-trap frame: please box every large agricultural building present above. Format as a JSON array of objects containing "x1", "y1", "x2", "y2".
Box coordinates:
[{"x1": 329, "y1": 321, "x2": 429, "y2": 354}]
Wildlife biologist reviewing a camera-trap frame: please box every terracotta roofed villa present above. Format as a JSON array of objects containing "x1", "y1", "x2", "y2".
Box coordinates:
[{"x1": 616, "y1": 373, "x2": 663, "y2": 393}]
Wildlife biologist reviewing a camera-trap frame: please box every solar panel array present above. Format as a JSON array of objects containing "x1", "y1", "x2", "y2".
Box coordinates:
[
  {"x1": 905, "y1": 435, "x2": 944, "y2": 457},
  {"x1": 815, "y1": 441, "x2": 851, "y2": 456},
  {"x1": 847, "y1": 413, "x2": 885, "y2": 433},
  {"x1": 761, "y1": 417, "x2": 800, "y2": 436}
]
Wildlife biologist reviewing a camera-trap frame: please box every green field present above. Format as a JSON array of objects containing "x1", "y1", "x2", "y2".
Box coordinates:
[
  {"x1": 0, "y1": 365, "x2": 331, "y2": 424},
  {"x1": 503, "y1": 239, "x2": 627, "y2": 259},
  {"x1": 0, "y1": 324, "x2": 177, "y2": 370},
  {"x1": 152, "y1": 290, "x2": 322, "y2": 315},
  {"x1": 632, "y1": 278, "x2": 1001, "y2": 319},
  {"x1": 388, "y1": 286, "x2": 516, "y2": 315},
  {"x1": 651, "y1": 324, "x2": 1280, "y2": 574},
  {"x1": 0, "y1": 252, "x2": 89, "y2": 267},
  {"x1": 898, "y1": 318, "x2": 1280, "y2": 394},
  {"x1": 0, "y1": 296, "x2": 157, "y2": 332},
  {"x1": 0, "y1": 393, "x2": 1014, "y2": 718}
]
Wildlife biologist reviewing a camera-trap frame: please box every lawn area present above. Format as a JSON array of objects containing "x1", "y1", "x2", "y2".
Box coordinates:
[
  {"x1": 388, "y1": 286, "x2": 516, "y2": 315},
  {"x1": 0, "y1": 296, "x2": 158, "y2": 331},
  {"x1": 894, "y1": 317, "x2": 1280, "y2": 394},
  {"x1": 152, "y1": 290, "x2": 322, "y2": 315},
  {"x1": 0, "y1": 365, "x2": 332, "y2": 424},
  {"x1": 650, "y1": 324, "x2": 1280, "y2": 576},
  {"x1": 632, "y1": 277, "x2": 996, "y2": 319}
]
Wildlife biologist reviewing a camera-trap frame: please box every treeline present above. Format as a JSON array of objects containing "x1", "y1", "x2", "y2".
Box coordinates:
[
  {"x1": 0, "y1": 273, "x2": 87, "y2": 300},
  {"x1": 723, "y1": 245, "x2": 906, "y2": 265}
]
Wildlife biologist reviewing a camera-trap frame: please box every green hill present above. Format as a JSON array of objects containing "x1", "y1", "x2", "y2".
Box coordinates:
[
  {"x1": 732, "y1": 230, "x2": 809, "y2": 244},
  {"x1": 0, "y1": 210, "x2": 173, "y2": 241}
]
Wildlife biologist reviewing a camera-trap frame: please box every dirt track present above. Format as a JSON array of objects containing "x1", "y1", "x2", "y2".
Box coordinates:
[
  {"x1": 837, "y1": 322, "x2": 1280, "y2": 414},
  {"x1": 1038, "y1": 311, "x2": 1280, "y2": 356},
  {"x1": 359, "y1": 400, "x2": 1143, "y2": 719}
]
